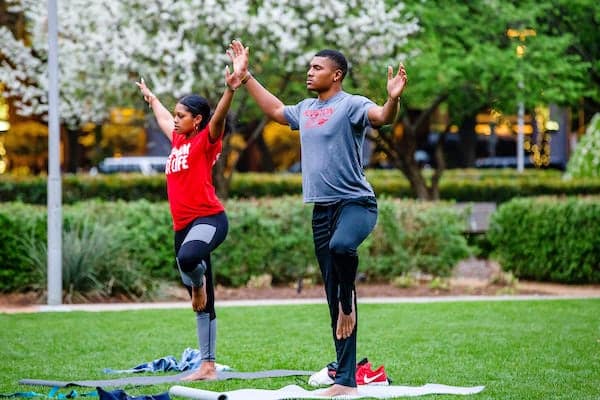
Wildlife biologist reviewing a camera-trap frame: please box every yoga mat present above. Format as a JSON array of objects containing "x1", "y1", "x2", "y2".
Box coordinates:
[
  {"x1": 19, "y1": 370, "x2": 313, "y2": 388},
  {"x1": 169, "y1": 383, "x2": 485, "y2": 400}
]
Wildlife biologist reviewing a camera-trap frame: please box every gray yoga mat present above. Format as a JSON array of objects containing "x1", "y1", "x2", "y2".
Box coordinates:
[{"x1": 19, "y1": 370, "x2": 314, "y2": 388}]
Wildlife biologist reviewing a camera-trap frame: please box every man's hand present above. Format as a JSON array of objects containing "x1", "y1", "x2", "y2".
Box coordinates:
[
  {"x1": 227, "y1": 40, "x2": 250, "y2": 82},
  {"x1": 386, "y1": 63, "x2": 408, "y2": 100}
]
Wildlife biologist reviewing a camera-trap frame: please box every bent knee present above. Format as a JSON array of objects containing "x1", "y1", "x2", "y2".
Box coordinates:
[
  {"x1": 177, "y1": 253, "x2": 205, "y2": 273},
  {"x1": 329, "y1": 241, "x2": 357, "y2": 257}
]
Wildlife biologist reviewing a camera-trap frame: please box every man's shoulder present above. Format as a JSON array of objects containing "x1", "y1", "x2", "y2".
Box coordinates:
[{"x1": 344, "y1": 91, "x2": 374, "y2": 103}]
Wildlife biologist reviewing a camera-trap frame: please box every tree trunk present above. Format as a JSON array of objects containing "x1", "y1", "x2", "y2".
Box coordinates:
[
  {"x1": 458, "y1": 115, "x2": 477, "y2": 167},
  {"x1": 65, "y1": 127, "x2": 80, "y2": 173},
  {"x1": 368, "y1": 100, "x2": 449, "y2": 201},
  {"x1": 213, "y1": 145, "x2": 231, "y2": 200},
  {"x1": 429, "y1": 130, "x2": 449, "y2": 200}
]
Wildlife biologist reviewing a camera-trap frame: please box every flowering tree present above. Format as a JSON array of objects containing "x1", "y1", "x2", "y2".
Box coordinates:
[
  {"x1": 566, "y1": 113, "x2": 600, "y2": 178},
  {"x1": 1, "y1": 0, "x2": 417, "y2": 179}
]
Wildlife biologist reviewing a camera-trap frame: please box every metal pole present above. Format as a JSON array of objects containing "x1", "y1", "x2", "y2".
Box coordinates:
[
  {"x1": 517, "y1": 97, "x2": 525, "y2": 173},
  {"x1": 47, "y1": 0, "x2": 62, "y2": 305}
]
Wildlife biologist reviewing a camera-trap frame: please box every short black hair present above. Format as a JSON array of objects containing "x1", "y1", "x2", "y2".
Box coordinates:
[
  {"x1": 178, "y1": 94, "x2": 211, "y2": 130},
  {"x1": 315, "y1": 49, "x2": 348, "y2": 79}
]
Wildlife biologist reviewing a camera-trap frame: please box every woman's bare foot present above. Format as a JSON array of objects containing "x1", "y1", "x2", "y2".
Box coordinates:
[
  {"x1": 336, "y1": 292, "x2": 356, "y2": 340},
  {"x1": 319, "y1": 384, "x2": 359, "y2": 397},
  {"x1": 181, "y1": 361, "x2": 217, "y2": 381},
  {"x1": 191, "y1": 276, "x2": 207, "y2": 312}
]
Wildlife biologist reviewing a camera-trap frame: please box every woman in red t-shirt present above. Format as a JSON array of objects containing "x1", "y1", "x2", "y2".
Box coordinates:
[{"x1": 135, "y1": 62, "x2": 242, "y2": 381}]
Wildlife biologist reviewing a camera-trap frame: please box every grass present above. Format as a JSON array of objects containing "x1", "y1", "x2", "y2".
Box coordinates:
[{"x1": 1, "y1": 299, "x2": 599, "y2": 399}]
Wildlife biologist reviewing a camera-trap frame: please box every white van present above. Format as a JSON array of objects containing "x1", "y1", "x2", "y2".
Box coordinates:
[{"x1": 96, "y1": 156, "x2": 167, "y2": 175}]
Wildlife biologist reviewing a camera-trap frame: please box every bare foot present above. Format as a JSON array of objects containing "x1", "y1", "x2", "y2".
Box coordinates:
[
  {"x1": 191, "y1": 276, "x2": 207, "y2": 312},
  {"x1": 336, "y1": 292, "x2": 356, "y2": 340},
  {"x1": 181, "y1": 361, "x2": 217, "y2": 381},
  {"x1": 319, "y1": 384, "x2": 359, "y2": 397}
]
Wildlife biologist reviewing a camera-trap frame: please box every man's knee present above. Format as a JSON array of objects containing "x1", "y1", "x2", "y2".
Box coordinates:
[{"x1": 329, "y1": 240, "x2": 357, "y2": 257}]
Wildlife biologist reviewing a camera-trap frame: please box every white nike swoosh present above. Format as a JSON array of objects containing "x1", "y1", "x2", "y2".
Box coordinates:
[{"x1": 363, "y1": 372, "x2": 384, "y2": 384}]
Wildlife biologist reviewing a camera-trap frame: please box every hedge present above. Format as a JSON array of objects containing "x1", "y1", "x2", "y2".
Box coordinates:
[
  {"x1": 0, "y1": 197, "x2": 471, "y2": 294},
  {"x1": 487, "y1": 196, "x2": 600, "y2": 283},
  {"x1": 2, "y1": 169, "x2": 600, "y2": 204}
]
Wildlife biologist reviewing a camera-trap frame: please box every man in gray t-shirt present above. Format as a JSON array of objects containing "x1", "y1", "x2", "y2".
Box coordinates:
[
  {"x1": 284, "y1": 92, "x2": 376, "y2": 203},
  {"x1": 228, "y1": 40, "x2": 407, "y2": 398}
]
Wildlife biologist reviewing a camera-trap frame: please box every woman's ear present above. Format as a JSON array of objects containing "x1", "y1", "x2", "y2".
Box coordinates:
[{"x1": 194, "y1": 115, "x2": 203, "y2": 129}]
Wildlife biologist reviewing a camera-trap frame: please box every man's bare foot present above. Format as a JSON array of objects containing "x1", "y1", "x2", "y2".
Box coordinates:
[
  {"x1": 319, "y1": 384, "x2": 359, "y2": 397},
  {"x1": 181, "y1": 361, "x2": 217, "y2": 381},
  {"x1": 336, "y1": 292, "x2": 356, "y2": 340},
  {"x1": 191, "y1": 276, "x2": 207, "y2": 312}
]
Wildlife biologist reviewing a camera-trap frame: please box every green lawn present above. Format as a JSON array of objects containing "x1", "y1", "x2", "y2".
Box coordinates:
[{"x1": 1, "y1": 299, "x2": 599, "y2": 399}]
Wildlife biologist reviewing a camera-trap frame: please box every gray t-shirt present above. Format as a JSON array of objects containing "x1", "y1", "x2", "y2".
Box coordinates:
[{"x1": 283, "y1": 91, "x2": 376, "y2": 203}]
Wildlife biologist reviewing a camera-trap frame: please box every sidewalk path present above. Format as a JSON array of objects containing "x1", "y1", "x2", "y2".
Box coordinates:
[{"x1": 2, "y1": 292, "x2": 599, "y2": 314}]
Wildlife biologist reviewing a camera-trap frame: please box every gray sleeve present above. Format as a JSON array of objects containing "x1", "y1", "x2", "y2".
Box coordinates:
[
  {"x1": 347, "y1": 95, "x2": 375, "y2": 129},
  {"x1": 283, "y1": 103, "x2": 301, "y2": 130}
]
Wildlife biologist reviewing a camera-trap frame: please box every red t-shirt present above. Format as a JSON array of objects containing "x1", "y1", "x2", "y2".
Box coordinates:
[{"x1": 165, "y1": 126, "x2": 224, "y2": 231}]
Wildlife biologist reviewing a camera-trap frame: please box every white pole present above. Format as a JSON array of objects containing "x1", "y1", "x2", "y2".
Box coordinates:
[
  {"x1": 517, "y1": 99, "x2": 525, "y2": 173},
  {"x1": 47, "y1": 0, "x2": 62, "y2": 305}
]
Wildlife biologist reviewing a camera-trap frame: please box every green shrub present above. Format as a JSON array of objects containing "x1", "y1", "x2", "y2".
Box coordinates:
[
  {"x1": 487, "y1": 196, "x2": 600, "y2": 283},
  {"x1": 3, "y1": 169, "x2": 600, "y2": 204},
  {"x1": 0, "y1": 203, "x2": 46, "y2": 290},
  {"x1": 0, "y1": 197, "x2": 472, "y2": 293},
  {"x1": 216, "y1": 197, "x2": 316, "y2": 286},
  {"x1": 20, "y1": 220, "x2": 138, "y2": 301},
  {"x1": 364, "y1": 198, "x2": 472, "y2": 279},
  {"x1": 0, "y1": 201, "x2": 167, "y2": 297}
]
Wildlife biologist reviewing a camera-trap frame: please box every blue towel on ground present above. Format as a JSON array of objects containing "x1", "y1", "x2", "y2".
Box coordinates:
[
  {"x1": 103, "y1": 348, "x2": 231, "y2": 374},
  {"x1": 97, "y1": 387, "x2": 169, "y2": 400}
]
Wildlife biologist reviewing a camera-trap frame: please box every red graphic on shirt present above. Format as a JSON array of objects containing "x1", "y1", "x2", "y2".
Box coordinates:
[{"x1": 303, "y1": 107, "x2": 334, "y2": 129}]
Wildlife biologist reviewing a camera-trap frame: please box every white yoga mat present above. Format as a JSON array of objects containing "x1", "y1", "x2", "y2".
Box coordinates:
[{"x1": 169, "y1": 383, "x2": 485, "y2": 400}]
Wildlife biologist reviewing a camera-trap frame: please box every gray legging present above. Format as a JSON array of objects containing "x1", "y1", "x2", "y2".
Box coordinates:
[{"x1": 174, "y1": 211, "x2": 228, "y2": 362}]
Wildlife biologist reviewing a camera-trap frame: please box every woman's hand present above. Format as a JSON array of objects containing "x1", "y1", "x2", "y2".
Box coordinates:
[
  {"x1": 225, "y1": 65, "x2": 241, "y2": 91},
  {"x1": 135, "y1": 77, "x2": 156, "y2": 104}
]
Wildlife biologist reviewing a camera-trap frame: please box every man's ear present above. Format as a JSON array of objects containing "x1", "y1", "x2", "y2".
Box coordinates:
[{"x1": 334, "y1": 69, "x2": 343, "y2": 82}]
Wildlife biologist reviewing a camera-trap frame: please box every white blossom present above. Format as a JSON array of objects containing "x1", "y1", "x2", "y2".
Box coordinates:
[
  {"x1": 565, "y1": 113, "x2": 600, "y2": 178},
  {"x1": 0, "y1": 0, "x2": 418, "y2": 128}
]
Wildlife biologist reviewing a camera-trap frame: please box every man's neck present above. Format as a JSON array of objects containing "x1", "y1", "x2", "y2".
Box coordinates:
[{"x1": 317, "y1": 86, "x2": 342, "y2": 102}]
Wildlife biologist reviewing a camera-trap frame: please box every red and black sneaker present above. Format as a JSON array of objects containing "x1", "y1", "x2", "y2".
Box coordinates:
[
  {"x1": 356, "y1": 362, "x2": 390, "y2": 386},
  {"x1": 327, "y1": 361, "x2": 338, "y2": 380}
]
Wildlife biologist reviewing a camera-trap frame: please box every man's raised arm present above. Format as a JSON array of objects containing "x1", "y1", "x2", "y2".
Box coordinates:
[{"x1": 228, "y1": 40, "x2": 288, "y2": 125}]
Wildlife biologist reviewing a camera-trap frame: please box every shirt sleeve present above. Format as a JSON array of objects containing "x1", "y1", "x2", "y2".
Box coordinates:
[
  {"x1": 347, "y1": 95, "x2": 375, "y2": 129},
  {"x1": 283, "y1": 103, "x2": 302, "y2": 131}
]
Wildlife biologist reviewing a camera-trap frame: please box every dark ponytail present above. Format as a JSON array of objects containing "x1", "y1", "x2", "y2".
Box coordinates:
[{"x1": 178, "y1": 95, "x2": 211, "y2": 130}]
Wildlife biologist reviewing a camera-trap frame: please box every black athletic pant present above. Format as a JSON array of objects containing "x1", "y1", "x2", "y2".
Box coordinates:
[
  {"x1": 312, "y1": 196, "x2": 377, "y2": 387},
  {"x1": 174, "y1": 211, "x2": 228, "y2": 320}
]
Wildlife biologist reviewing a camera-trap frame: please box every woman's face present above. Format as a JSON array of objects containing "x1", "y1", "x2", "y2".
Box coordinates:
[{"x1": 173, "y1": 103, "x2": 201, "y2": 135}]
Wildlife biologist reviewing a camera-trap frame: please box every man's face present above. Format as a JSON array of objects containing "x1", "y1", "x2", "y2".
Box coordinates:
[{"x1": 306, "y1": 56, "x2": 340, "y2": 92}]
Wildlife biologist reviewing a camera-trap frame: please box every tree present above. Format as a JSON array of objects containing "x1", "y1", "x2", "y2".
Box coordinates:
[
  {"x1": 363, "y1": 0, "x2": 591, "y2": 199},
  {"x1": 533, "y1": 0, "x2": 600, "y2": 125},
  {"x1": 0, "y1": 1, "x2": 144, "y2": 171},
  {"x1": 0, "y1": 0, "x2": 418, "y2": 188}
]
